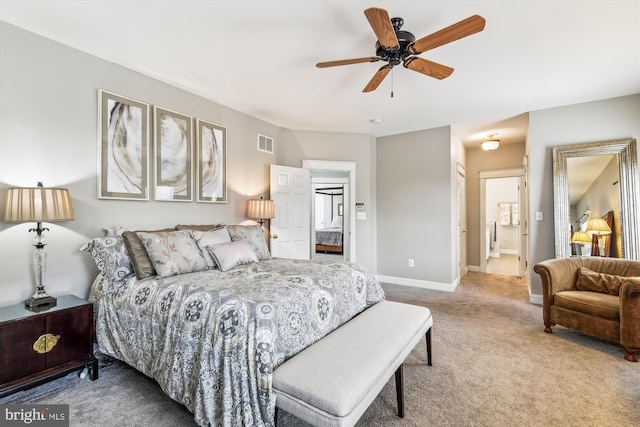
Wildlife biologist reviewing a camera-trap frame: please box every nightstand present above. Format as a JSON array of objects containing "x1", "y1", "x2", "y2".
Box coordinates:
[{"x1": 0, "y1": 295, "x2": 99, "y2": 397}]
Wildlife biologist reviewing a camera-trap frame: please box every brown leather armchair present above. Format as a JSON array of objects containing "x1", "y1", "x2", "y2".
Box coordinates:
[{"x1": 534, "y1": 256, "x2": 640, "y2": 362}]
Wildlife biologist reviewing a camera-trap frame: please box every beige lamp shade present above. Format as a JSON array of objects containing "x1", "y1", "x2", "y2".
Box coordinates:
[
  {"x1": 571, "y1": 230, "x2": 592, "y2": 244},
  {"x1": 247, "y1": 198, "x2": 275, "y2": 221},
  {"x1": 586, "y1": 217, "x2": 612, "y2": 236},
  {"x1": 4, "y1": 186, "x2": 74, "y2": 223}
]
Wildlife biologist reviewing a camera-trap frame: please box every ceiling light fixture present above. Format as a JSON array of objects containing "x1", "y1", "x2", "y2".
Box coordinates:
[
  {"x1": 369, "y1": 118, "x2": 384, "y2": 124},
  {"x1": 482, "y1": 133, "x2": 500, "y2": 151}
]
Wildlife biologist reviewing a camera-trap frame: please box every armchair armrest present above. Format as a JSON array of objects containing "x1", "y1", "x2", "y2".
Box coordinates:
[
  {"x1": 620, "y1": 277, "x2": 640, "y2": 353},
  {"x1": 533, "y1": 257, "x2": 584, "y2": 323}
]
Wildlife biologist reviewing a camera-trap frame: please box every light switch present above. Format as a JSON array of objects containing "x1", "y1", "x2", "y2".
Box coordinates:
[
  {"x1": 357, "y1": 212, "x2": 366, "y2": 220},
  {"x1": 536, "y1": 211, "x2": 543, "y2": 221}
]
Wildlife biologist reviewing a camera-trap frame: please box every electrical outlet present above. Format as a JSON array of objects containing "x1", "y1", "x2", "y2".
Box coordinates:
[{"x1": 408, "y1": 259, "x2": 414, "y2": 267}]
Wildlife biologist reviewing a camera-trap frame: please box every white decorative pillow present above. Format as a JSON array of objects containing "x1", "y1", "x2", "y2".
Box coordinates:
[
  {"x1": 137, "y1": 230, "x2": 208, "y2": 277},
  {"x1": 193, "y1": 228, "x2": 232, "y2": 268},
  {"x1": 207, "y1": 240, "x2": 259, "y2": 272},
  {"x1": 226, "y1": 224, "x2": 271, "y2": 260}
]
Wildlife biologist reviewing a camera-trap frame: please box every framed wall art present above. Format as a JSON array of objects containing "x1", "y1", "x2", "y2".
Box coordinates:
[
  {"x1": 153, "y1": 106, "x2": 193, "y2": 201},
  {"x1": 196, "y1": 119, "x2": 227, "y2": 203},
  {"x1": 98, "y1": 90, "x2": 150, "y2": 200}
]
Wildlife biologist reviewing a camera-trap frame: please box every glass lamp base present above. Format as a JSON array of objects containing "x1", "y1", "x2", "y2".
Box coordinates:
[{"x1": 25, "y1": 295, "x2": 57, "y2": 312}]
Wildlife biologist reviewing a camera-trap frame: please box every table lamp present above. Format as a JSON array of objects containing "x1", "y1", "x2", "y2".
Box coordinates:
[{"x1": 3, "y1": 182, "x2": 74, "y2": 310}]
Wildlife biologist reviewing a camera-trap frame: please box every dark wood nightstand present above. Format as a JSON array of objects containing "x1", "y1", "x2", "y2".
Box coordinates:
[{"x1": 0, "y1": 295, "x2": 98, "y2": 397}]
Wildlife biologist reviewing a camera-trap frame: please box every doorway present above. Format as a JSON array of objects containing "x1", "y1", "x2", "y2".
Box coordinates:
[
  {"x1": 312, "y1": 181, "x2": 347, "y2": 261},
  {"x1": 302, "y1": 160, "x2": 356, "y2": 263},
  {"x1": 479, "y1": 169, "x2": 527, "y2": 277}
]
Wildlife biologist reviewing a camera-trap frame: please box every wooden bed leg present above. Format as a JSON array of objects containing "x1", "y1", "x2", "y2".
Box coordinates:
[
  {"x1": 274, "y1": 407, "x2": 279, "y2": 425},
  {"x1": 544, "y1": 322, "x2": 555, "y2": 333},
  {"x1": 426, "y1": 328, "x2": 432, "y2": 366},
  {"x1": 395, "y1": 364, "x2": 404, "y2": 418}
]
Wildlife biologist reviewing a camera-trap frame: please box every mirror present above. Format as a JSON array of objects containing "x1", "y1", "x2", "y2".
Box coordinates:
[{"x1": 553, "y1": 138, "x2": 639, "y2": 259}]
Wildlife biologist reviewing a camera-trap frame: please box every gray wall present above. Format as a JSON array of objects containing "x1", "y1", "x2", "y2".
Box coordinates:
[
  {"x1": 527, "y1": 94, "x2": 640, "y2": 295},
  {"x1": 277, "y1": 129, "x2": 377, "y2": 270},
  {"x1": 0, "y1": 22, "x2": 377, "y2": 306},
  {"x1": 376, "y1": 126, "x2": 456, "y2": 285},
  {"x1": 2, "y1": 21, "x2": 638, "y2": 307}
]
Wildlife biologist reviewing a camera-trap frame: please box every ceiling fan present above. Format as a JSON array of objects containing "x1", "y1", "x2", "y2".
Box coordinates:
[{"x1": 316, "y1": 7, "x2": 486, "y2": 93}]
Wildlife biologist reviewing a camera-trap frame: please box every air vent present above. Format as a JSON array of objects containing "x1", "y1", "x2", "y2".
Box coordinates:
[{"x1": 257, "y1": 134, "x2": 274, "y2": 154}]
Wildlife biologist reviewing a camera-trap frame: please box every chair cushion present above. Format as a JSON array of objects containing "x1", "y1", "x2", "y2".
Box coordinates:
[{"x1": 554, "y1": 291, "x2": 619, "y2": 321}]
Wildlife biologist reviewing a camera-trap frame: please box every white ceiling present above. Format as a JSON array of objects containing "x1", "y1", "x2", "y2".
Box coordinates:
[{"x1": 1, "y1": 1, "x2": 638, "y2": 148}]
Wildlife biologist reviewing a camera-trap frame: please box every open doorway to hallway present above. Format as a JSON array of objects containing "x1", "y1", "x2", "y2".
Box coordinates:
[{"x1": 482, "y1": 174, "x2": 525, "y2": 277}]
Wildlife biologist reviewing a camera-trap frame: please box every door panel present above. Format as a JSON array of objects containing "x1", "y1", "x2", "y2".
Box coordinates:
[{"x1": 270, "y1": 165, "x2": 311, "y2": 259}]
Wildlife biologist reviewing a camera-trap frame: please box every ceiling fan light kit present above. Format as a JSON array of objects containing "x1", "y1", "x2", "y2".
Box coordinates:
[{"x1": 316, "y1": 7, "x2": 486, "y2": 93}]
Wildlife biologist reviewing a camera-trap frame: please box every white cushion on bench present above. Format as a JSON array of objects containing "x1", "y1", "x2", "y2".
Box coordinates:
[{"x1": 273, "y1": 300, "x2": 433, "y2": 427}]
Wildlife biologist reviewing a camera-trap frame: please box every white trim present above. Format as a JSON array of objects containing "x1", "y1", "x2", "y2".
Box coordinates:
[
  {"x1": 500, "y1": 249, "x2": 519, "y2": 255},
  {"x1": 479, "y1": 168, "x2": 525, "y2": 179},
  {"x1": 377, "y1": 275, "x2": 458, "y2": 292},
  {"x1": 529, "y1": 294, "x2": 543, "y2": 305},
  {"x1": 468, "y1": 265, "x2": 480, "y2": 272},
  {"x1": 479, "y1": 168, "x2": 526, "y2": 275}
]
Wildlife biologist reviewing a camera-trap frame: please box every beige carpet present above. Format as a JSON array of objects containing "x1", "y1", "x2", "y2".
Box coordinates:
[{"x1": 2, "y1": 272, "x2": 638, "y2": 426}]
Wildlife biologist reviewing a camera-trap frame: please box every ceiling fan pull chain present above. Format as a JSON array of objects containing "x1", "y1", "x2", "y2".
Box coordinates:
[{"x1": 391, "y1": 67, "x2": 394, "y2": 98}]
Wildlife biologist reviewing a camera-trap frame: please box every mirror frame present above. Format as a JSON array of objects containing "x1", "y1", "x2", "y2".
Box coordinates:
[{"x1": 553, "y1": 138, "x2": 639, "y2": 259}]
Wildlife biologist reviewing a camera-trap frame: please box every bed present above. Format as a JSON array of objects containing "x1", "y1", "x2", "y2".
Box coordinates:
[
  {"x1": 315, "y1": 226, "x2": 343, "y2": 254},
  {"x1": 82, "y1": 224, "x2": 384, "y2": 427}
]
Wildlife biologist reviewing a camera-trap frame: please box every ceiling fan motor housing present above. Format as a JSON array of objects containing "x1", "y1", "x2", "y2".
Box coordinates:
[{"x1": 375, "y1": 17, "x2": 415, "y2": 66}]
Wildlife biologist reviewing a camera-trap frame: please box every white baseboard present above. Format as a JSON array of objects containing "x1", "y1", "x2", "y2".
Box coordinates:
[
  {"x1": 500, "y1": 249, "x2": 519, "y2": 255},
  {"x1": 468, "y1": 265, "x2": 480, "y2": 272},
  {"x1": 529, "y1": 294, "x2": 543, "y2": 305},
  {"x1": 377, "y1": 275, "x2": 458, "y2": 292}
]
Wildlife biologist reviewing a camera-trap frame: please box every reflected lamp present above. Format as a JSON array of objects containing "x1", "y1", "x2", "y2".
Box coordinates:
[{"x1": 586, "y1": 217, "x2": 612, "y2": 257}]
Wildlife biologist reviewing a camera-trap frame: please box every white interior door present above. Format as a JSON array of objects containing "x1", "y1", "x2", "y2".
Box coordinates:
[
  {"x1": 270, "y1": 164, "x2": 311, "y2": 259},
  {"x1": 518, "y1": 175, "x2": 528, "y2": 278},
  {"x1": 457, "y1": 164, "x2": 467, "y2": 279}
]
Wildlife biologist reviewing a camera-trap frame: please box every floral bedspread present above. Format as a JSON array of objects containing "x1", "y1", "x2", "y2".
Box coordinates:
[{"x1": 93, "y1": 258, "x2": 385, "y2": 426}]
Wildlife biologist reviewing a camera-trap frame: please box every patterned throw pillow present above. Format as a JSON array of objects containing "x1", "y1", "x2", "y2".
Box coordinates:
[
  {"x1": 80, "y1": 236, "x2": 134, "y2": 290},
  {"x1": 137, "y1": 230, "x2": 208, "y2": 277},
  {"x1": 226, "y1": 224, "x2": 271, "y2": 260},
  {"x1": 193, "y1": 228, "x2": 232, "y2": 268},
  {"x1": 207, "y1": 240, "x2": 259, "y2": 272},
  {"x1": 122, "y1": 228, "x2": 175, "y2": 279}
]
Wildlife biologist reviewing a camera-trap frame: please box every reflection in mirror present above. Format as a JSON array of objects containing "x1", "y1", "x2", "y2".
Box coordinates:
[
  {"x1": 553, "y1": 138, "x2": 639, "y2": 260},
  {"x1": 567, "y1": 155, "x2": 619, "y2": 257}
]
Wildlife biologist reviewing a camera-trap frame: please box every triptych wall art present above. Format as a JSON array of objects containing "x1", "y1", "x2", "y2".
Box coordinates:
[{"x1": 97, "y1": 90, "x2": 227, "y2": 203}]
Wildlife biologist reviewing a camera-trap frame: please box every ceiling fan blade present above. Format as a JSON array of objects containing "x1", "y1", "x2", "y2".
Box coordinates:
[
  {"x1": 364, "y1": 7, "x2": 400, "y2": 50},
  {"x1": 363, "y1": 65, "x2": 392, "y2": 93},
  {"x1": 408, "y1": 15, "x2": 486, "y2": 54},
  {"x1": 403, "y1": 57, "x2": 454, "y2": 80},
  {"x1": 316, "y1": 57, "x2": 381, "y2": 68}
]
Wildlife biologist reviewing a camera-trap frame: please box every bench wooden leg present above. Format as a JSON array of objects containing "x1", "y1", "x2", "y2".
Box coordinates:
[
  {"x1": 426, "y1": 327, "x2": 432, "y2": 366},
  {"x1": 395, "y1": 364, "x2": 404, "y2": 418}
]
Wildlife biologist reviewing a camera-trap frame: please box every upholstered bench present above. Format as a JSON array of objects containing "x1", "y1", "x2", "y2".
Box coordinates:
[{"x1": 273, "y1": 300, "x2": 433, "y2": 427}]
